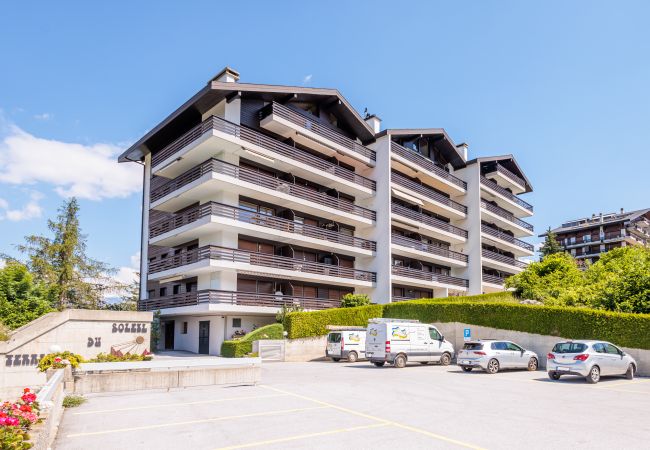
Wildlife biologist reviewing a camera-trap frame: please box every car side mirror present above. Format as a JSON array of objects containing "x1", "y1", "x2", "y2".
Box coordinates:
[
  {"x1": 439, "y1": 335, "x2": 444, "y2": 341},
  {"x1": 521, "y1": 350, "x2": 525, "y2": 355}
]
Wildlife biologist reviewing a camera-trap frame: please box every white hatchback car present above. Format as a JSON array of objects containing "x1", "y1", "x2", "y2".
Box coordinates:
[
  {"x1": 547, "y1": 340, "x2": 636, "y2": 384},
  {"x1": 457, "y1": 340, "x2": 539, "y2": 374}
]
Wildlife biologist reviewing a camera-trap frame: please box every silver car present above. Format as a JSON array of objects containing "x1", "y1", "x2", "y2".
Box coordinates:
[
  {"x1": 457, "y1": 340, "x2": 539, "y2": 374},
  {"x1": 547, "y1": 340, "x2": 636, "y2": 384}
]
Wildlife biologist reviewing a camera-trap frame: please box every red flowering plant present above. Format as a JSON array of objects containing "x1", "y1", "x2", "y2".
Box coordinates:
[{"x1": 0, "y1": 388, "x2": 41, "y2": 437}]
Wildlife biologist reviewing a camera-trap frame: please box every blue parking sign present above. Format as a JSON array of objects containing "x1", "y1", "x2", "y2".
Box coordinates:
[{"x1": 463, "y1": 328, "x2": 471, "y2": 340}]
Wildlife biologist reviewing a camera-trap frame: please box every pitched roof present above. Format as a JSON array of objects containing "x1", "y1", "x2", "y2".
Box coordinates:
[
  {"x1": 466, "y1": 154, "x2": 533, "y2": 192},
  {"x1": 376, "y1": 128, "x2": 466, "y2": 168},
  {"x1": 542, "y1": 208, "x2": 650, "y2": 236}
]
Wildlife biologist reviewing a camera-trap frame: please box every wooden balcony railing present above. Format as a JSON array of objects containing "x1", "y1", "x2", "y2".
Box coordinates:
[
  {"x1": 480, "y1": 200, "x2": 534, "y2": 231},
  {"x1": 480, "y1": 176, "x2": 533, "y2": 212},
  {"x1": 391, "y1": 233, "x2": 468, "y2": 263},
  {"x1": 150, "y1": 158, "x2": 376, "y2": 221},
  {"x1": 391, "y1": 296, "x2": 427, "y2": 303},
  {"x1": 138, "y1": 290, "x2": 341, "y2": 311},
  {"x1": 391, "y1": 203, "x2": 468, "y2": 239},
  {"x1": 149, "y1": 201, "x2": 377, "y2": 251},
  {"x1": 494, "y1": 164, "x2": 526, "y2": 188},
  {"x1": 392, "y1": 172, "x2": 467, "y2": 214},
  {"x1": 390, "y1": 142, "x2": 466, "y2": 190},
  {"x1": 148, "y1": 245, "x2": 377, "y2": 282},
  {"x1": 481, "y1": 224, "x2": 534, "y2": 251},
  {"x1": 482, "y1": 273, "x2": 506, "y2": 285},
  {"x1": 391, "y1": 266, "x2": 468, "y2": 288},
  {"x1": 260, "y1": 102, "x2": 376, "y2": 163},
  {"x1": 481, "y1": 249, "x2": 527, "y2": 269},
  {"x1": 150, "y1": 115, "x2": 375, "y2": 189}
]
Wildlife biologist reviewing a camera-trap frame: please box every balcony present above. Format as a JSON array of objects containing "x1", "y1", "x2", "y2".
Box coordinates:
[
  {"x1": 481, "y1": 224, "x2": 534, "y2": 256},
  {"x1": 480, "y1": 199, "x2": 534, "y2": 236},
  {"x1": 481, "y1": 249, "x2": 527, "y2": 273},
  {"x1": 390, "y1": 142, "x2": 466, "y2": 196},
  {"x1": 391, "y1": 172, "x2": 467, "y2": 220},
  {"x1": 482, "y1": 273, "x2": 507, "y2": 287},
  {"x1": 260, "y1": 102, "x2": 376, "y2": 167},
  {"x1": 149, "y1": 201, "x2": 376, "y2": 257},
  {"x1": 484, "y1": 164, "x2": 526, "y2": 194},
  {"x1": 138, "y1": 290, "x2": 341, "y2": 312},
  {"x1": 391, "y1": 203, "x2": 467, "y2": 244},
  {"x1": 480, "y1": 176, "x2": 533, "y2": 217},
  {"x1": 391, "y1": 266, "x2": 468, "y2": 290},
  {"x1": 150, "y1": 158, "x2": 375, "y2": 227},
  {"x1": 148, "y1": 245, "x2": 376, "y2": 287},
  {"x1": 391, "y1": 233, "x2": 468, "y2": 268},
  {"x1": 149, "y1": 115, "x2": 375, "y2": 197}
]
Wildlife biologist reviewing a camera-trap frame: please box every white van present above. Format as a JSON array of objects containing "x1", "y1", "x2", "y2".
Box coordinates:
[
  {"x1": 326, "y1": 329, "x2": 366, "y2": 362},
  {"x1": 365, "y1": 318, "x2": 454, "y2": 368}
]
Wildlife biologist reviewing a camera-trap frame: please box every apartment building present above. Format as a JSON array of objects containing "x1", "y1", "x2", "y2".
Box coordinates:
[
  {"x1": 545, "y1": 208, "x2": 650, "y2": 264},
  {"x1": 118, "y1": 67, "x2": 534, "y2": 354}
]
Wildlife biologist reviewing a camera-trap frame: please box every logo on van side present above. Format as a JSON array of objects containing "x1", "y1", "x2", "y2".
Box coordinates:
[
  {"x1": 348, "y1": 333, "x2": 361, "y2": 342},
  {"x1": 369, "y1": 329, "x2": 378, "y2": 337},
  {"x1": 391, "y1": 326, "x2": 408, "y2": 340}
]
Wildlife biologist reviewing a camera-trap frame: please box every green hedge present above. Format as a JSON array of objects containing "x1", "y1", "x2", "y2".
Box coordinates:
[
  {"x1": 221, "y1": 323, "x2": 284, "y2": 357},
  {"x1": 285, "y1": 304, "x2": 384, "y2": 339},
  {"x1": 418, "y1": 291, "x2": 516, "y2": 303}
]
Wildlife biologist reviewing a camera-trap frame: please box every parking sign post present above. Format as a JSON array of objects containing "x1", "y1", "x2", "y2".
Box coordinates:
[{"x1": 463, "y1": 328, "x2": 471, "y2": 341}]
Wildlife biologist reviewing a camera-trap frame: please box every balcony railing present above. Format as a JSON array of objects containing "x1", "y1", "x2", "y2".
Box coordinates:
[
  {"x1": 150, "y1": 115, "x2": 376, "y2": 190},
  {"x1": 482, "y1": 273, "x2": 506, "y2": 285},
  {"x1": 481, "y1": 249, "x2": 527, "y2": 269},
  {"x1": 149, "y1": 201, "x2": 377, "y2": 251},
  {"x1": 480, "y1": 200, "x2": 534, "y2": 231},
  {"x1": 392, "y1": 172, "x2": 467, "y2": 214},
  {"x1": 150, "y1": 158, "x2": 376, "y2": 221},
  {"x1": 481, "y1": 224, "x2": 534, "y2": 251},
  {"x1": 148, "y1": 245, "x2": 376, "y2": 282},
  {"x1": 391, "y1": 296, "x2": 428, "y2": 303},
  {"x1": 391, "y1": 266, "x2": 468, "y2": 288},
  {"x1": 391, "y1": 203, "x2": 468, "y2": 239},
  {"x1": 260, "y1": 102, "x2": 376, "y2": 163},
  {"x1": 138, "y1": 290, "x2": 341, "y2": 311},
  {"x1": 391, "y1": 233, "x2": 468, "y2": 263},
  {"x1": 480, "y1": 176, "x2": 533, "y2": 212},
  {"x1": 390, "y1": 142, "x2": 466, "y2": 190},
  {"x1": 494, "y1": 164, "x2": 526, "y2": 188}
]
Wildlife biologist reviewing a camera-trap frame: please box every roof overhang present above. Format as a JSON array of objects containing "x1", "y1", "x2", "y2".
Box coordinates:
[
  {"x1": 466, "y1": 154, "x2": 533, "y2": 192},
  {"x1": 377, "y1": 128, "x2": 466, "y2": 169}
]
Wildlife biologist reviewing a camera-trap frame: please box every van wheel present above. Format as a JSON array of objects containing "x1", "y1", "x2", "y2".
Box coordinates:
[
  {"x1": 394, "y1": 354, "x2": 407, "y2": 368},
  {"x1": 347, "y1": 351, "x2": 358, "y2": 363},
  {"x1": 486, "y1": 359, "x2": 500, "y2": 374},
  {"x1": 440, "y1": 353, "x2": 452, "y2": 366},
  {"x1": 586, "y1": 366, "x2": 600, "y2": 384},
  {"x1": 625, "y1": 364, "x2": 635, "y2": 380},
  {"x1": 331, "y1": 358, "x2": 340, "y2": 362},
  {"x1": 527, "y1": 357, "x2": 538, "y2": 371},
  {"x1": 373, "y1": 361, "x2": 385, "y2": 367},
  {"x1": 462, "y1": 366, "x2": 473, "y2": 372},
  {"x1": 548, "y1": 371, "x2": 561, "y2": 380}
]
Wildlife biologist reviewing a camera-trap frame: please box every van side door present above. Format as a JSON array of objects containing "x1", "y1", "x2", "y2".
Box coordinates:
[
  {"x1": 428, "y1": 327, "x2": 443, "y2": 362},
  {"x1": 408, "y1": 326, "x2": 428, "y2": 361}
]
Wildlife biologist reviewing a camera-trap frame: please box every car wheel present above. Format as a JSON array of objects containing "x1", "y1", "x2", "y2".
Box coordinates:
[
  {"x1": 462, "y1": 366, "x2": 473, "y2": 372},
  {"x1": 394, "y1": 354, "x2": 407, "y2": 368},
  {"x1": 373, "y1": 361, "x2": 385, "y2": 367},
  {"x1": 527, "y1": 357, "x2": 538, "y2": 371},
  {"x1": 625, "y1": 364, "x2": 635, "y2": 380},
  {"x1": 347, "y1": 351, "x2": 358, "y2": 363},
  {"x1": 586, "y1": 365, "x2": 600, "y2": 384},
  {"x1": 548, "y1": 371, "x2": 561, "y2": 380},
  {"x1": 486, "y1": 358, "x2": 500, "y2": 374},
  {"x1": 440, "y1": 352, "x2": 452, "y2": 366},
  {"x1": 331, "y1": 358, "x2": 340, "y2": 362}
]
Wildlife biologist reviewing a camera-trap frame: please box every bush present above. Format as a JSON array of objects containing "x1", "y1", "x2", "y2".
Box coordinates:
[
  {"x1": 0, "y1": 387, "x2": 40, "y2": 448},
  {"x1": 86, "y1": 352, "x2": 152, "y2": 363},
  {"x1": 37, "y1": 351, "x2": 83, "y2": 372},
  {"x1": 221, "y1": 323, "x2": 284, "y2": 357},
  {"x1": 62, "y1": 395, "x2": 86, "y2": 408},
  {"x1": 340, "y1": 293, "x2": 370, "y2": 308},
  {"x1": 0, "y1": 322, "x2": 9, "y2": 342},
  {"x1": 285, "y1": 304, "x2": 384, "y2": 339},
  {"x1": 419, "y1": 292, "x2": 517, "y2": 303}
]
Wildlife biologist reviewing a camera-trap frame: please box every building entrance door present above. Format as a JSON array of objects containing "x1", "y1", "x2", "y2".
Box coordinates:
[
  {"x1": 198, "y1": 321, "x2": 210, "y2": 354},
  {"x1": 163, "y1": 321, "x2": 175, "y2": 350}
]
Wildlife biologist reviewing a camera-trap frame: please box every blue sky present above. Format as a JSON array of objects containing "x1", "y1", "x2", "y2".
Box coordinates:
[{"x1": 1, "y1": 0, "x2": 649, "y2": 281}]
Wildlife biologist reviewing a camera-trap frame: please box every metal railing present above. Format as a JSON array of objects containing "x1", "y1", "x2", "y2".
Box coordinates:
[
  {"x1": 481, "y1": 249, "x2": 527, "y2": 269},
  {"x1": 148, "y1": 245, "x2": 377, "y2": 282},
  {"x1": 391, "y1": 233, "x2": 468, "y2": 263},
  {"x1": 150, "y1": 158, "x2": 376, "y2": 221},
  {"x1": 391, "y1": 203, "x2": 468, "y2": 238},
  {"x1": 480, "y1": 176, "x2": 533, "y2": 212},
  {"x1": 260, "y1": 102, "x2": 376, "y2": 162},
  {"x1": 391, "y1": 296, "x2": 428, "y2": 303},
  {"x1": 390, "y1": 142, "x2": 466, "y2": 190},
  {"x1": 149, "y1": 201, "x2": 377, "y2": 251},
  {"x1": 391, "y1": 266, "x2": 468, "y2": 288},
  {"x1": 480, "y1": 200, "x2": 534, "y2": 231},
  {"x1": 392, "y1": 172, "x2": 467, "y2": 214},
  {"x1": 494, "y1": 164, "x2": 526, "y2": 188},
  {"x1": 138, "y1": 290, "x2": 341, "y2": 311},
  {"x1": 482, "y1": 273, "x2": 505, "y2": 285},
  {"x1": 481, "y1": 224, "x2": 534, "y2": 251}
]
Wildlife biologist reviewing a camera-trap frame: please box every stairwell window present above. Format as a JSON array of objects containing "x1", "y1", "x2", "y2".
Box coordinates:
[
  {"x1": 182, "y1": 322, "x2": 188, "y2": 334},
  {"x1": 232, "y1": 318, "x2": 242, "y2": 328}
]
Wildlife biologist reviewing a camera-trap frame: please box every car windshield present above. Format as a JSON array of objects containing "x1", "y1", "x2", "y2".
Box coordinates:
[
  {"x1": 552, "y1": 343, "x2": 587, "y2": 354},
  {"x1": 327, "y1": 333, "x2": 341, "y2": 343},
  {"x1": 463, "y1": 343, "x2": 483, "y2": 350}
]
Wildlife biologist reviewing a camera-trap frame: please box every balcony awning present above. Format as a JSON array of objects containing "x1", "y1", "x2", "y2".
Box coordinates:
[{"x1": 391, "y1": 188, "x2": 423, "y2": 206}]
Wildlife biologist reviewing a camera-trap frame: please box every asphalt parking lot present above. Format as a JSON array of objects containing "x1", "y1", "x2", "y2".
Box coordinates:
[{"x1": 55, "y1": 361, "x2": 650, "y2": 449}]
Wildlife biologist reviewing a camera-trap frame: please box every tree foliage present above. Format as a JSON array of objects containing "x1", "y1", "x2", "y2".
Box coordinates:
[
  {"x1": 340, "y1": 293, "x2": 370, "y2": 308},
  {"x1": 539, "y1": 227, "x2": 563, "y2": 259},
  {"x1": 0, "y1": 261, "x2": 54, "y2": 329}
]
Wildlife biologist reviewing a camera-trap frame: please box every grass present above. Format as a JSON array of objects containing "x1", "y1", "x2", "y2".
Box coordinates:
[{"x1": 62, "y1": 395, "x2": 86, "y2": 408}]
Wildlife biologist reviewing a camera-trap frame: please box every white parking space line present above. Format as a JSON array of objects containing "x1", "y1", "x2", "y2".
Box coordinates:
[
  {"x1": 595, "y1": 378, "x2": 650, "y2": 389},
  {"x1": 66, "y1": 405, "x2": 329, "y2": 438},
  {"x1": 72, "y1": 393, "x2": 286, "y2": 415}
]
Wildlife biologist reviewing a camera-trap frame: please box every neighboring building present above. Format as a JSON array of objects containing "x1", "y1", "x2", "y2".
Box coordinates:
[
  {"x1": 545, "y1": 208, "x2": 650, "y2": 264},
  {"x1": 118, "y1": 67, "x2": 534, "y2": 354}
]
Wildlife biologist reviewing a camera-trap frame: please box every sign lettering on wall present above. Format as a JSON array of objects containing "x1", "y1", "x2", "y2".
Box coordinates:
[
  {"x1": 112, "y1": 323, "x2": 148, "y2": 333},
  {"x1": 5, "y1": 354, "x2": 45, "y2": 367}
]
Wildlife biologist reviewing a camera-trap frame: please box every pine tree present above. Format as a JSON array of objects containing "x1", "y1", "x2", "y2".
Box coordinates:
[{"x1": 539, "y1": 227, "x2": 563, "y2": 260}]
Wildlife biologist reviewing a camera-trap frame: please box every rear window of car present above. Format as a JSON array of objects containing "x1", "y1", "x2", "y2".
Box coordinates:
[
  {"x1": 552, "y1": 342, "x2": 587, "y2": 353},
  {"x1": 463, "y1": 343, "x2": 483, "y2": 350},
  {"x1": 327, "y1": 333, "x2": 341, "y2": 343}
]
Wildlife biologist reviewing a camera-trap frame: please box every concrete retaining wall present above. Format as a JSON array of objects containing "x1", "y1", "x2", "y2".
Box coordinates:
[
  {"x1": 283, "y1": 336, "x2": 327, "y2": 362},
  {"x1": 30, "y1": 369, "x2": 66, "y2": 450}
]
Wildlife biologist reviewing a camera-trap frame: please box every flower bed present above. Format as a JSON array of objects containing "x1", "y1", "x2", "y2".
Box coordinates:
[{"x1": 0, "y1": 388, "x2": 41, "y2": 449}]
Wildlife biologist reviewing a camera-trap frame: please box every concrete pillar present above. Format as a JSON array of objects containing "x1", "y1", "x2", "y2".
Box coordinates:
[
  {"x1": 140, "y1": 153, "x2": 151, "y2": 300},
  {"x1": 455, "y1": 164, "x2": 483, "y2": 295}
]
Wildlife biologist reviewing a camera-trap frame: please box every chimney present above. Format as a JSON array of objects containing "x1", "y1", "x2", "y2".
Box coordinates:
[
  {"x1": 210, "y1": 66, "x2": 240, "y2": 84},
  {"x1": 620, "y1": 207, "x2": 624, "y2": 214},
  {"x1": 599, "y1": 212, "x2": 604, "y2": 223},
  {"x1": 456, "y1": 143, "x2": 469, "y2": 161},
  {"x1": 364, "y1": 114, "x2": 381, "y2": 134}
]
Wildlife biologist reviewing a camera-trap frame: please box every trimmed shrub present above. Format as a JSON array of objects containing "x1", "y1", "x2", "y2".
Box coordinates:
[
  {"x1": 285, "y1": 304, "x2": 384, "y2": 339},
  {"x1": 87, "y1": 352, "x2": 152, "y2": 363},
  {"x1": 419, "y1": 291, "x2": 517, "y2": 303},
  {"x1": 340, "y1": 293, "x2": 371, "y2": 308},
  {"x1": 37, "y1": 351, "x2": 84, "y2": 372},
  {"x1": 63, "y1": 395, "x2": 86, "y2": 408},
  {"x1": 221, "y1": 323, "x2": 284, "y2": 357}
]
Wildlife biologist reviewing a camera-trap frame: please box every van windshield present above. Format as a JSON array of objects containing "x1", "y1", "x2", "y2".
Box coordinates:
[
  {"x1": 463, "y1": 343, "x2": 483, "y2": 350},
  {"x1": 327, "y1": 333, "x2": 341, "y2": 343},
  {"x1": 552, "y1": 343, "x2": 587, "y2": 354}
]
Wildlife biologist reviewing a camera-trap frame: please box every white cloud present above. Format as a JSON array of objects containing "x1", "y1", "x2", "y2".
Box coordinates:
[
  {"x1": 33, "y1": 113, "x2": 52, "y2": 121},
  {"x1": 0, "y1": 124, "x2": 141, "y2": 200},
  {"x1": 302, "y1": 74, "x2": 313, "y2": 85},
  {"x1": 0, "y1": 191, "x2": 43, "y2": 221}
]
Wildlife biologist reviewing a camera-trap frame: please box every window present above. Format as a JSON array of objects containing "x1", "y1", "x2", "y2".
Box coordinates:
[
  {"x1": 569, "y1": 237, "x2": 576, "y2": 244},
  {"x1": 582, "y1": 235, "x2": 591, "y2": 243},
  {"x1": 491, "y1": 342, "x2": 507, "y2": 350},
  {"x1": 232, "y1": 318, "x2": 242, "y2": 328},
  {"x1": 428, "y1": 328, "x2": 441, "y2": 340},
  {"x1": 147, "y1": 290, "x2": 155, "y2": 298},
  {"x1": 181, "y1": 322, "x2": 188, "y2": 334},
  {"x1": 552, "y1": 342, "x2": 587, "y2": 354},
  {"x1": 327, "y1": 333, "x2": 341, "y2": 343},
  {"x1": 159, "y1": 287, "x2": 167, "y2": 297},
  {"x1": 172, "y1": 285, "x2": 180, "y2": 295},
  {"x1": 592, "y1": 343, "x2": 606, "y2": 353},
  {"x1": 605, "y1": 344, "x2": 621, "y2": 355},
  {"x1": 462, "y1": 343, "x2": 483, "y2": 350},
  {"x1": 505, "y1": 342, "x2": 523, "y2": 352}
]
